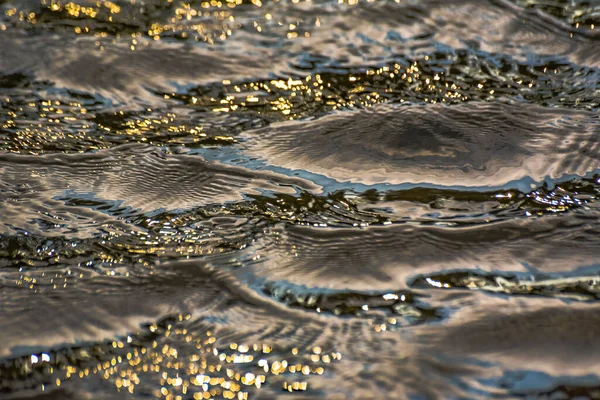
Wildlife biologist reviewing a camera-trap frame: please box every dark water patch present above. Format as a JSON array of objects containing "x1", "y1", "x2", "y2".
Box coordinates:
[
  {"x1": 262, "y1": 282, "x2": 443, "y2": 325},
  {"x1": 521, "y1": 176, "x2": 600, "y2": 214},
  {"x1": 0, "y1": 233, "x2": 122, "y2": 270},
  {"x1": 244, "y1": 191, "x2": 389, "y2": 227},
  {"x1": 411, "y1": 271, "x2": 600, "y2": 302},
  {"x1": 520, "y1": 384, "x2": 600, "y2": 399},
  {"x1": 0, "y1": 73, "x2": 32, "y2": 89},
  {"x1": 510, "y1": 0, "x2": 600, "y2": 29},
  {"x1": 354, "y1": 175, "x2": 600, "y2": 225}
]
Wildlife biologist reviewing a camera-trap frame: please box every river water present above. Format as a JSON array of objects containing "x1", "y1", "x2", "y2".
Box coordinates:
[{"x1": 0, "y1": 0, "x2": 599, "y2": 399}]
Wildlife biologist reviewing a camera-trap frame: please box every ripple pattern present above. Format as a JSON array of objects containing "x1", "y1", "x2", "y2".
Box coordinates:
[{"x1": 1, "y1": 0, "x2": 600, "y2": 398}]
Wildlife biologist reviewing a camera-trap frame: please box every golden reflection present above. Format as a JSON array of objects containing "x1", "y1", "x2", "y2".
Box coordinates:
[
  {"x1": 0, "y1": 95, "x2": 235, "y2": 153},
  {"x1": 1, "y1": 0, "x2": 597, "y2": 43},
  {"x1": 18, "y1": 316, "x2": 342, "y2": 398},
  {"x1": 178, "y1": 60, "x2": 528, "y2": 121}
]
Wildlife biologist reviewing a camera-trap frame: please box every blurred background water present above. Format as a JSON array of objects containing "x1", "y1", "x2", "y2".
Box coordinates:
[{"x1": 0, "y1": 0, "x2": 599, "y2": 398}]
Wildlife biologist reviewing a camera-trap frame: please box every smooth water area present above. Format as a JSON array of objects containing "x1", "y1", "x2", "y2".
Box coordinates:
[{"x1": 0, "y1": 0, "x2": 599, "y2": 398}]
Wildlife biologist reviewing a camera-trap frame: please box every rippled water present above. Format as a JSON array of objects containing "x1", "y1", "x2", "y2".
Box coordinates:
[{"x1": 0, "y1": 0, "x2": 599, "y2": 398}]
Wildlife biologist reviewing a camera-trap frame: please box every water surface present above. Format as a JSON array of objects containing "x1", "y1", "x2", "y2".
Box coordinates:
[{"x1": 0, "y1": 0, "x2": 599, "y2": 399}]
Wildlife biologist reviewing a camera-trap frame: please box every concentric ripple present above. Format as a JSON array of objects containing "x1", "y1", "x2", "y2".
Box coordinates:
[
  {"x1": 0, "y1": 143, "x2": 315, "y2": 222},
  {"x1": 242, "y1": 102, "x2": 599, "y2": 190}
]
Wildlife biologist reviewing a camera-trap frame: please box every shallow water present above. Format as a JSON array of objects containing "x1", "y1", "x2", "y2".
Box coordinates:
[{"x1": 0, "y1": 0, "x2": 599, "y2": 399}]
